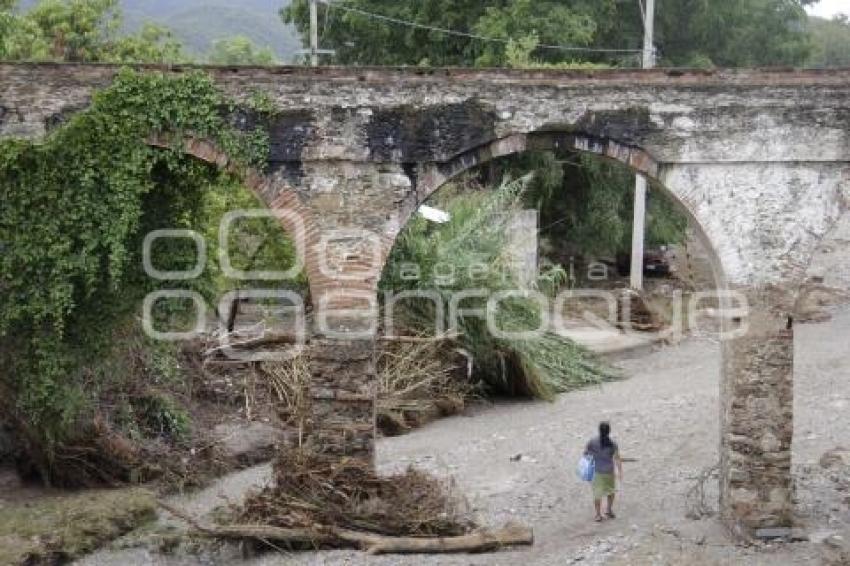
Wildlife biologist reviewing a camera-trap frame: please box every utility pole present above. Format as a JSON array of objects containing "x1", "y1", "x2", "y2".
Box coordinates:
[
  {"x1": 309, "y1": 0, "x2": 319, "y2": 67},
  {"x1": 300, "y1": 0, "x2": 335, "y2": 65},
  {"x1": 630, "y1": 0, "x2": 655, "y2": 290},
  {"x1": 642, "y1": 0, "x2": 656, "y2": 69}
]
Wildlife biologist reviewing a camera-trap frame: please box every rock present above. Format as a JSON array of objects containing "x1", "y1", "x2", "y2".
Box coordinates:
[
  {"x1": 659, "y1": 525, "x2": 680, "y2": 537},
  {"x1": 755, "y1": 528, "x2": 793, "y2": 541},
  {"x1": 821, "y1": 532, "x2": 850, "y2": 566},
  {"x1": 819, "y1": 447, "x2": 850, "y2": 469},
  {"x1": 809, "y1": 530, "x2": 839, "y2": 544},
  {"x1": 213, "y1": 422, "x2": 282, "y2": 466},
  {"x1": 824, "y1": 534, "x2": 846, "y2": 549},
  {"x1": 0, "y1": 467, "x2": 22, "y2": 491}
]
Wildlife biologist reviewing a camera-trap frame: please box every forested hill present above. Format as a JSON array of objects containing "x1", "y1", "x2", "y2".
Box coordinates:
[{"x1": 18, "y1": 0, "x2": 301, "y2": 62}]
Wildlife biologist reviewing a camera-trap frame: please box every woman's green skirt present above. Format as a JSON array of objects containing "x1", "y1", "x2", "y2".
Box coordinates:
[{"x1": 592, "y1": 472, "x2": 616, "y2": 499}]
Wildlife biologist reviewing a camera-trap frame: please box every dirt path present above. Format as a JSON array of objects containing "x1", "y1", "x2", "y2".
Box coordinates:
[
  {"x1": 79, "y1": 307, "x2": 850, "y2": 565},
  {"x1": 277, "y1": 308, "x2": 850, "y2": 565}
]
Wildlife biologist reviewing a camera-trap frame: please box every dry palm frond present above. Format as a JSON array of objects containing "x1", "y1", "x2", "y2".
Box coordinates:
[
  {"x1": 375, "y1": 337, "x2": 473, "y2": 435},
  {"x1": 260, "y1": 355, "x2": 311, "y2": 445},
  {"x1": 377, "y1": 337, "x2": 459, "y2": 398}
]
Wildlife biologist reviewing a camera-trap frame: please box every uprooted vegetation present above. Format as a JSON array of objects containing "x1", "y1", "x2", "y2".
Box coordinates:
[
  {"x1": 375, "y1": 337, "x2": 472, "y2": 435},
  {"x1": 6, "y1": 326, "x2": 280, "y2": 490},
  {"x1": 242, "y1": 449, "x2": 473, "y2": 538},
  {"x1": 380, "y1": 175, "x2": 619, "y2": 401},
  {"x1": 159, "y1": 448, "x2": 533, "y2": 555},
  {"x1": 257, "y1": 336, "x2": 470, "y2": 439}
]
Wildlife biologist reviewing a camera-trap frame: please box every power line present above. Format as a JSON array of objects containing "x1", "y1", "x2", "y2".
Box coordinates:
[{"x1": 318, "y1": 0, "x2": 641, "y2": 55}]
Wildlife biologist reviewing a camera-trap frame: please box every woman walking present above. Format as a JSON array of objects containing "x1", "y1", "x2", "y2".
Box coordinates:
[{"x1": 584, "y1": 421, "x2": 623, "y2": 522}]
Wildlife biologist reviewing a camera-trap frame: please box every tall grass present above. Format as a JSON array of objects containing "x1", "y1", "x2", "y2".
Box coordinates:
[{"x1": 381, "y1": 176, "x2": 617, "y2": 400}]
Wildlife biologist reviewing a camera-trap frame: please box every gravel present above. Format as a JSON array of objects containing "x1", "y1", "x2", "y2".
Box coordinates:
[{"x1": 78, "y1": 307, "x2": 850, "y2": 565}]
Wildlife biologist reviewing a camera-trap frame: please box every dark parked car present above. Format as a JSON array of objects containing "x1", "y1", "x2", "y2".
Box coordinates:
[{"x1": 615, "y1": 246, "x2": 672, "y2": 278}]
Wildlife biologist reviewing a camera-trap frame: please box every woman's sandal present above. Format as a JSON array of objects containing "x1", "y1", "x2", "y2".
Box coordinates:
[
  {"x1": 594, "y1": 515, "x2": 604, "y2": 522},
  {"x1": 606, "y1": 511, "x2": 616, "y2": 519}
]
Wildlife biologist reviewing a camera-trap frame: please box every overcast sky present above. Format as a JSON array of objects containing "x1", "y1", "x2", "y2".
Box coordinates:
[{"x1": 806, "y1": 0, "x2": 849, "y2": 19}]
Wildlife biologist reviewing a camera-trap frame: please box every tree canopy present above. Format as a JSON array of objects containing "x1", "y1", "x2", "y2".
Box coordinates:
[
  {"x1": 654, "y1": 0, "x2": 815, "y2": 67},
  {"x1": 282, "y1": 0, "x2": 820, "y2": 68},
  {"x1": 208, "y1": 35, "x2": 277, "y2": 65},
  {"x1": 0, "y1": 0, "x2": 185, "y2": 62},
  {"x1": 808, "y1": 15, "x2": 850, "y2": 67}
]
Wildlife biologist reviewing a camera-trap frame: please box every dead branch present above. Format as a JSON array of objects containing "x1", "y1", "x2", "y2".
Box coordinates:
[
  {"x1": 157, "y1": 501, "x2": 332, "y2": 545},
  {"x1": 685, "y1": 463, "x2": 718, "y2": 520},
  {"x1": 203, "y1": 332, "x2": 301, "y2": 356},
  {"x1": 203, "y1": 331, "x2": 458, "y2": 358},
  {"x1": 378, "y1": 332, "x2": 461, "y2": 343}
]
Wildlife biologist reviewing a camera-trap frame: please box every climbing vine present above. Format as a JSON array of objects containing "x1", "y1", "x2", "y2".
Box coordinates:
[{"x1": 0, "y1": 69, "x2": 270, "y2": 465}]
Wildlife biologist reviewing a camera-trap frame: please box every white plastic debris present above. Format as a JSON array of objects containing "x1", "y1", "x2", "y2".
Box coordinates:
[{"x1": 418, "y1": 205, "x2": 450, "y2": 223}]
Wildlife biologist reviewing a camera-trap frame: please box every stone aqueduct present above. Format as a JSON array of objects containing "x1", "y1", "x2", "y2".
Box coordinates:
[{"x1": 2, "y1": 63, "x2": 849, "y2": 533}]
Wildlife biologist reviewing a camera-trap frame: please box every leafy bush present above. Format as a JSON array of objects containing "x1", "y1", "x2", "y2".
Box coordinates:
[{"x1": 134, "y1": 393, "x2": 191, "y2": 442}]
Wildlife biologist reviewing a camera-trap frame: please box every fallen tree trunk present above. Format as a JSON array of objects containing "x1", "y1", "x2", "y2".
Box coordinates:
[
  {"x1": 336, "y1": 524, "x2": 534, "y2": 555},
  {"x1": 158, "y1": 501, "x2": 533, "y2": 555}
]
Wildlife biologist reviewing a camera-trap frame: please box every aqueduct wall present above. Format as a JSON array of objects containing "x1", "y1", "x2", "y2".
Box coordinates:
[{"x1": 2, "y1": 63, "x2": 849, "y2": 533}]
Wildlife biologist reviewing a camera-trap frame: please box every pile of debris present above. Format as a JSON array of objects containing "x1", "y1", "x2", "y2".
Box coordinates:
[
  {"x1": 162, "y1": 448, "x2": 533, "y2": 555},
  {"x1": 617, "y1": 289, "x2": 662, "y2": 332},
  {"x1": 243, "y1": 449, "x2": 473, "y2": 538},
  {"x1": 375, "y1": 335, "x2": 472, "y2": 435}
]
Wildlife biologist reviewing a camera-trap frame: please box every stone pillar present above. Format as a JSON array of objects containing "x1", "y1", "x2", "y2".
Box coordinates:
[
  {"x1": 719, "y1": 285, "x2": 796, "y2": 535},
  {"x1": 304, "y1": 287, "x2": 380, "y2": 466},
  {"x1": 307, "y1": 338, "x2": 377, "y2": 463},
  {"x1": 661, "y1": 161, "x2": 848, "y2": 533},
  {"x1": 291, "y1": 162, "x2": 408, "y2": 467}
]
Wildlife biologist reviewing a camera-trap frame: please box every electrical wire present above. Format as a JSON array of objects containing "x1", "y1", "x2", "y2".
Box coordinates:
[{"x1": 318, "y1": 0, "x2": 641, "y2": 54}]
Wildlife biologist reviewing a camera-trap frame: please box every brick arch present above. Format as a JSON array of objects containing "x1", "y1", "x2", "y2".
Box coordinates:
[
  {"x1": 146, "y1": 134, "x2": 328, "y2": 301},
  {"x1": 397, "y1": 132, "x2": 728, "y2": 290}
]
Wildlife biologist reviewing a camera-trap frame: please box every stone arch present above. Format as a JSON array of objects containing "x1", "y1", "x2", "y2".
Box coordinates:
[
  {"x1": 397, "y1": 132, "x2": 728, "y2": 290},
  {"x1": 379, "y1": 131, "x2": 797, "y2": 533}
]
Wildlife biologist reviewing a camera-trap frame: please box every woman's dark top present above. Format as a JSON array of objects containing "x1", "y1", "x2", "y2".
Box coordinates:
[{"x1": 585, "y1": 436, "x2": 618, "y2": 474}]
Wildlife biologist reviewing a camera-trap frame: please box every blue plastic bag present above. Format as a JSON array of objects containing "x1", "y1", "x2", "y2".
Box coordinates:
[{"x1": 577, "y1": 455, "x2": 595, "y2": 482}]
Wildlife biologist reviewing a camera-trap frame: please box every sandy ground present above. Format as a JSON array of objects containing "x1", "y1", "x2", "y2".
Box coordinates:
[{"x1": 78, "y1": 304, "x2": 850, "y2": 566}]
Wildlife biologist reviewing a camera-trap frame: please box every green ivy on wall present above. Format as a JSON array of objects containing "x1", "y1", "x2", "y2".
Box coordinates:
[{"x1": 0, "y1": 69, "x2": 270, "y2": 469}]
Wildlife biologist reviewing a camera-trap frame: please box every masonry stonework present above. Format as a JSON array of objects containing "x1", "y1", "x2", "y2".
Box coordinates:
[{"x1": 2, "y1": 64, "x2": 849, "y2": 534}]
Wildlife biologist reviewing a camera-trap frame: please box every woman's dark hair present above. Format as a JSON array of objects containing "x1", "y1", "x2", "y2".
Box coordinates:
[{"x1": 599, "y1": 421, "x2": 613, "y2": 448}]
